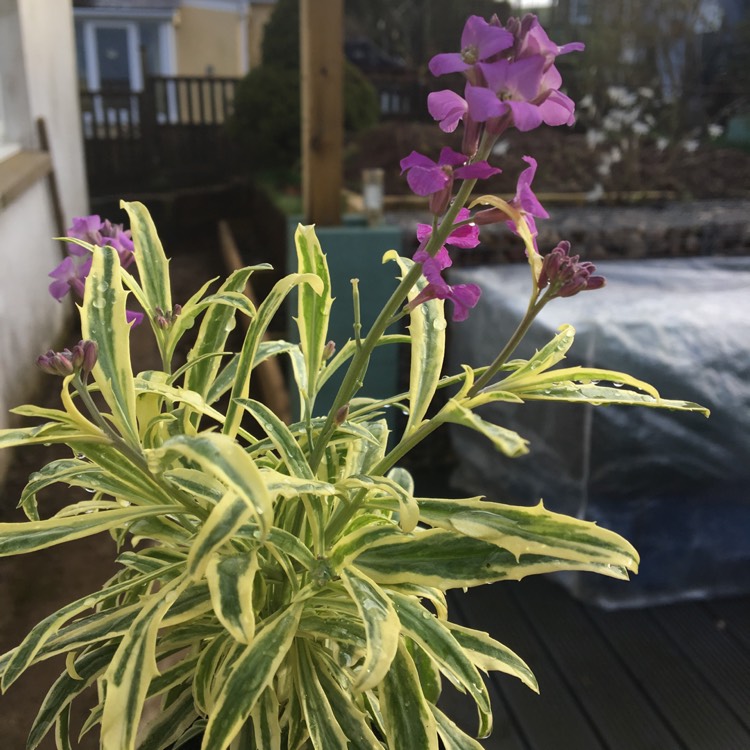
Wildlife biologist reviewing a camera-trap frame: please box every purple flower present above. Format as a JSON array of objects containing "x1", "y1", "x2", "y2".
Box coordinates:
[
  {"x1": 473, "y1": 156, "x2": 548, "y2": 243},
  {"x1": 416, "y1": 208, "x2": 480, "y2": 250},
  {"x1": 428, "y1": 14, "x2": 583, "y2": 136},
  {"x1": 427, "y1": 90, "x2": 469, "y2": 134},
  {"x1": 537, "y1": 241, "x2": 605, "y2": 298},
  {"x1": 400, "y1": 148, "x2": 500, "y2": 214},
  {"x1": 466, "y1": 58, "x2": 576, "y2": 132},
  {"x1": 67, "y1": 215, "x2": 135, "y2": 268},
  {"x1": 429, "y1": 15, "x2": 513, "y2": 80},
  {"x1": 49, "y1": 254, "x2": 92, "y2": 301},
  {"x1": 509, "y1": 14, "x2": 585, "y2": 69},
  {"x1": 408, "y1": 209, "x2": 482, "y2": 322},
  {"x1": 410, "y1": 246, "x2": 481, "y2": 322},
  {"x1": 508, "y1": 156, "x2": 549, "y2": 235},
  {"x1": 49, "y1": 214, "x2": 143, "y2": 325}
]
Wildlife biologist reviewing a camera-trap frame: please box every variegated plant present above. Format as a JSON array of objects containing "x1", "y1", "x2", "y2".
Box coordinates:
[
  {"x1": 0, "y1": 200, "x2": 706, "y2": 750},
  {"x1": 0, "y1": 11, "x2": 708, "y2": 750}
]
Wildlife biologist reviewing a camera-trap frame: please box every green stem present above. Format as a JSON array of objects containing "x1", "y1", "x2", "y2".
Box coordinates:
[
  {"x1": 73, "y1": 375, "x2": 209, "y2": 522},
  {"x1": 309, "y1": 138, "x2": 495, "y2": 473},
  {"x1": 468, "y1": 292, "x2": 550, "y2": 397}
]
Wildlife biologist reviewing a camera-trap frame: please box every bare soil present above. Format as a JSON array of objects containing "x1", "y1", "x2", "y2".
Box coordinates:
[{"x1": 345, "y1": 121, "x2": 750, "y2": 200}]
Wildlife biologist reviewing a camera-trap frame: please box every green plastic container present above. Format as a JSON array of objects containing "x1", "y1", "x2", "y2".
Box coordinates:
[{"x1": 286, "y1": 216, "x2": 404, "y2": 422}]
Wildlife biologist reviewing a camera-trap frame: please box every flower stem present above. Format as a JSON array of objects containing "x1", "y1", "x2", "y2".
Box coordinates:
[
  {"x1": 468, "y1": 293, "x2": 548, "y2": 396},
  {"x1": 72, "y1": 375, "x2": 209, "y2": 521},
  {"x1": 310, "y1": 179, "x2": 483, "y2": 472}
]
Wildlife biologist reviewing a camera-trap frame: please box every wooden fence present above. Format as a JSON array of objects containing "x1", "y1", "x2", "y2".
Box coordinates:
[
  {"x1": 80, "y1": 76, "x2": 242, "y2": 197},
  {"x1": 80, "y1": 71, "x2": 436, "y2": 197}
]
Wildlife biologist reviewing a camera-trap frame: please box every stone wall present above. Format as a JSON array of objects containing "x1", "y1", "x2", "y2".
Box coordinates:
[{"x1": 390, "y1": 199, "x2": 750, "y2": 266}]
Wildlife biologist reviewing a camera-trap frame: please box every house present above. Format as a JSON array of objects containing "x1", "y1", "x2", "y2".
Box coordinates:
[
  {"x1": 72, "y1": 0, "x2": 276, "y2": 195},
  {"x1": 0, "y1": 0, "x2": 89, "y2": 482},
  {"x1": 73, "y1": 0, "x2": 276, "y2": 89}
]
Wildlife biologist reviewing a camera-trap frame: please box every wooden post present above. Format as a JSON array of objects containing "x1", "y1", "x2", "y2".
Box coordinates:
[{"x1": 300, "y1": 0, "x2": 343, "y2": 226}]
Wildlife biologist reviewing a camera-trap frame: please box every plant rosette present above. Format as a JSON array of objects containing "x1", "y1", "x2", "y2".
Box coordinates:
[{"x1": 0, "y1": 12, "x2": 707, "y2": 750}]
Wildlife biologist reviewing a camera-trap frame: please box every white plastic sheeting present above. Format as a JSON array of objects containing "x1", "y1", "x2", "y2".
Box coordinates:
[{"x1": 448, "y1": 257, "x2": 750, "y2": 608}]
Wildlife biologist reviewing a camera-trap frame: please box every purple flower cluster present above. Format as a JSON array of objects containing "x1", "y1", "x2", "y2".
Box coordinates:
[
  {"x1": 537, "y1": 241, "x2": 605, "y2": 298},
  {"x1": 409, "y1": 208, "x2": 482, "y2": 322},
  {"x1": 400, "y1": 148, "x2": 500, "y2": 216},
  {"x1": 399, "y1": 14, "x2": 597, "y2": 323},
  {"x1": 49, "y1": 215, "x2": 143, "y2": 326},
  {"x1": 37, "y1": 339, "x2": 98, "y2": 379},
  {"x1": 428, "y1": 14, "x2": 584, "y2": 138}
]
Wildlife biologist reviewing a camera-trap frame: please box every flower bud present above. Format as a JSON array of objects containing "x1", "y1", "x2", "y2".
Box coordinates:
[
  {"x1": 79, "y1": 340, "x2": 98, "y2": 377},
  {"x1": 538, "y1": 241, "x2": 605, "y2": 299},
  {"x1": 36, "y1": 350, "x2": 73, "y2": 377},
  {"x1": 334, "y1": 404, "x2": 349, "y2": 425},
  {"x1": 36, "y1": 339, "x2": 98, "y2": 378},
  {"x1": 323, "y1": 340, "x2": 336, "y2": 360}
]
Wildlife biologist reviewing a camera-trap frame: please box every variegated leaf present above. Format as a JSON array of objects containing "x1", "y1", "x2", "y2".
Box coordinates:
[
  {"x1": 26, "y1": 643, "x2": 117, "y2": 750},
  {"x1": 431, "y1": 705, "x2": 485, "y2": 750},
  {"x1": 157, "y1": 433, "x2": 272, "y2": 546},
  {"x1": 250, "y1": 686, "x2": 282, "y2": 750},
  {"x1": 383, "y1": 251, "x2": 445, "y2": 436},
  {"x1": 137, "y1": 687, "x2": 197, "y2": 750},
  {"x1": 223, "y1": 273, "x2": 323, "y2": 438},
  {"x1": 236, "y1": 399, "x2": 313, "y2": 478},
  {"x1": 295, "y1": 641, "x2": 349, "y2": 750},
  {"x1": 354, "y1": 528, "x2": 635, "y2": 589},
  {"x1": 80, "y1": 245, "x2": 140, "y2": 445},
  {"x1": 100, "y1": 576, "x2": 188, "y2": 750},
  {"x1": 379, "y1": 641, "x2": 438, "y2": 750},
  {"x1": 445, "y1": 621, "x2": 537, "y2": 692},
  {"x1": 442, "y1": 400, "x2": 529, "y2": 457},
  {"x1": 340, "y1": 566, "x2": 400, "y2": 692},
  {"x1": 0, "y1": 505, "x2": 179, "y2": 557},
  {"x1": 1, "y1": 561, "x2": 179, "y2": 690},
  {"x1": 294, "y1": 224, "x2": 333, "y2": 408},
  {"x1": 390, "y1": 592, "x2": 492, "y2": 737},
  {"x1": 206, "y1": 551, "x2": 259, "y2": 644},
  {"x1": 184, "y1": 268, "x2": 255, "y2": 399},
  {"x1": 414, "y1": 497, "x2": 639, "y2": 571},
  {"x1": 202, "y1": 602, "x2": 302, "y2": 748},
  {"x1": 121, "y1": 200, "x2": 171, "y2": 314}
]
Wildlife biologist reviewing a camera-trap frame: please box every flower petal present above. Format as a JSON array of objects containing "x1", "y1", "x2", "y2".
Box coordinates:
[
  {"x1": 427, "y1": 90, "x2": 468, "y2": 132},
  {"x1": 455, "y1": 161, "x2": 502, "y2": 181},
  {"x1": 437, "y1": 147, "x2": 468, "y2": 167},
  {"x1": 428, "y1": 52, "x2": 469, "y2": 76},
  {"x1": 506, "y1": 101, "x2": 544, "y2": 132},
  {"x1": 465, "y1": 83, "x2": 505, "y2": 123},
  {"x1": 406, "y1": 165, "x2": 449, "y2": 197},
  {"x1": 400, "y1": 151, "x2": 437, "y2": 173},
  {"x1": 447, "y1": 282, "x2": 482, "y2": 322}
]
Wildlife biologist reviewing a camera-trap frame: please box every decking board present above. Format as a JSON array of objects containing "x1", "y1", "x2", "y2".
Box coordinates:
[{"x1": 446, "y1": 577, "x2": 750, "y2": 750}]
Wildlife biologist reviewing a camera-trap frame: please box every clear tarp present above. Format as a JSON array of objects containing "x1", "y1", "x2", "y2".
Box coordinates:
[{"x1": 448, "y1": 257, "x2": 750, "y2": 608}]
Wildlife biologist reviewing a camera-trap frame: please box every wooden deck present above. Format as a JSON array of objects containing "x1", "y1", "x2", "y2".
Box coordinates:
[{"x1": 443, "y1": 577, "x2": 750, "y2": 750}]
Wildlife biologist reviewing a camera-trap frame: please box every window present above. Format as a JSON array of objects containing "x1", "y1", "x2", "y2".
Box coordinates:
[
  {"x1": 569, "y1": 0, "x2": 592, "y2": 25},
  {"x1": 0, "y1": 0, "x2": 28, "y2": 162},
  {"x1": 75, "y1": 14, "x2": 177, "y2": 130}
]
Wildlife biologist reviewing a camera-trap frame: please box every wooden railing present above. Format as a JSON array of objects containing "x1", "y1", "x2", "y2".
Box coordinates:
[{"x1": 80, "y1": 76, "x2": 241, "y2": 196}]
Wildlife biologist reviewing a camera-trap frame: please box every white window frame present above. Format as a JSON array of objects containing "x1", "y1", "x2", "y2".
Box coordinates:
[
  {"x1": 78, "y1": 16, "x2": 178, "y2": 126},
  {"x1": 0, "y1": 77, "x2": 21, "y2": 162},
  {"x1": 569, "y1": 0, "x2": 592, "y2": 25}
]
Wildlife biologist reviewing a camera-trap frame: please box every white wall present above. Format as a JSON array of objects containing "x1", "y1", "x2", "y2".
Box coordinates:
[
  {"x1": 17, "y1": 0, "x2": 88, "y2": 224},
  {"x1": 0, "y1": 0, "x2": 88, "y2": 479}
]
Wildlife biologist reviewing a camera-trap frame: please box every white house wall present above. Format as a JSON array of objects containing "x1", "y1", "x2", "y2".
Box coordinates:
[
  {"x1": 17, "y1": 0, "x2": 88, "y2": 225},
  {"x1": 0, "y1": 0, "x2": 88, "y2": 480}
]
